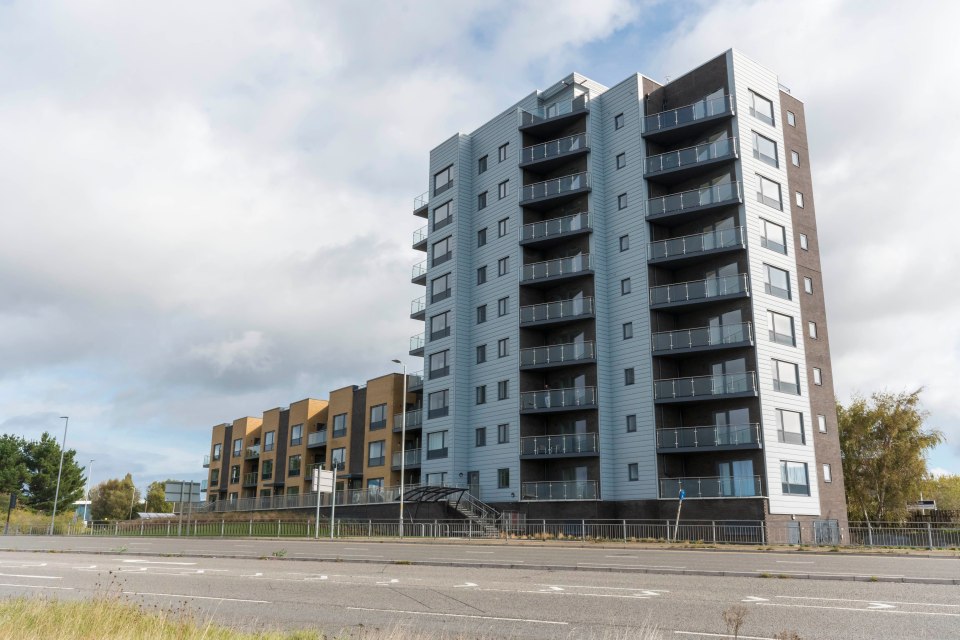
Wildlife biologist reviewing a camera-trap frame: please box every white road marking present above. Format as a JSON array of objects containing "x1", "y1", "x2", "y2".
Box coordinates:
[
  {"x1": 123, "y1": 591, "x2": 269, "y2": 604},
  {"x1": 453, "y1": 582, "x2": 478, "y2": 588},
  {"x1": 868, "y1": 603, "x2": 896, "y2": 610},
  {"x1": 243, "y1": 572, "x2": 264, "y2": 577},
  {"x1": 535, "y1": 584, "x2": 668, "y2": 594},
  {"x1": 123, "y1": 560, "x2": 197, "y2": 566},
  {"x1": 0, "y1": 573, "x2": 61, "y2": 580},
  {"x1": 347, "y1": 606, "x2": 568, "y2": 625},
  {"x1": 539, "y1": 586, "x2": 564, "y2": 592},
  {"x1": 742, "y1": 596, "x2": 769, "y2": 603},
  {"x1": 72, "y1": 565, "x2": 97, "y2": 570},
  {"x1": 344, "y1": 547, "x2": 369, "y2": 551},
  {"x1": 0, "y1": 583, "x2": 75, "y2": 591},
  {"x1": 605, "y1": 555, "x2": 638, "y2": 558},
  {"x1": 465, "y1": 551, "x2": 494, "y2": 554},
  {"x1": 674, "y1": 631, "x2": 777, "y2": 639},
  {"x1": 0, "y1": 562, "x2": 47, "y2": 567},
  {"x1": 777, "y1": 596, "x2": 960, "y2": 608},
  {"x1": 755, "y1": 602, "x2": 960, "y2": 617},
  {"x1": 775, "y1": 560, "x2": 814, "y2": 564}
]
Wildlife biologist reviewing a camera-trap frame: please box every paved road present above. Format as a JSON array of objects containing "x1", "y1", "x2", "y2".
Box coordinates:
[
  {"x1": 1, "y1": 535, "x2": 958, "y2": 584},
  {"x1": 0, "y1": 549, "x2": 957, "y2": 639}
]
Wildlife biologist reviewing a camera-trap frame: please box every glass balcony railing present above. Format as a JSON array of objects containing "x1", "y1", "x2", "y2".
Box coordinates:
[
  {"x1": 307, "y1": 430, "x2": 327, "y2": 447},
  {"x1": 651, "y1": 322, "x2": 753, "y2": 353},
  {"x1": 244, "y1": 445, "x2": 260, "y2": 459},
  {"x1": 305, "y1": 462, "x2": 324, "y2": 478},
  {"x1": 393, "y1": 409, "x2": 423, "y2": 430},
  {"x1": 653, "y1": 372, "x2": 758, "y2": 401},
  {"x1": 520, "y1": 296, "x2": 594, "y2": 325},
  {"x1": 414, "y1": 191, "x2": 429, "y2": 211},
  {"x1": 520, "y1": 433, "x2": 598, "y2": 456},
  {"x1": 657, "y1": 424, "x2": 761, "y2": 450},
  {"x1": 646, "y1": 181, "x2": 742, "y2": 219},
  {"x1": 521, "y1": 480, "x2": 598, "y2": 501},
  {"x1": 202, "y1": 455, "x2": 210, "y2": 468},
  {"x1": 411, "y1": 296, "x2": 425, "y2": 317},
  {"x1": 521, "y1": 254, "x2": 592, "y2": 283},
  {"x1": 519, "y1": 95, "x2": 590, "y2": 126},
  {"x1": 659, "y1": 475, "x2": 762, "y2": 499},
  {"x1": 520, "y1": 341, "x2": 595, "y2": 368},
  {"x1": 645, "y1": 137, "x2": 737, "y2": 175},
  {"x1": 648, "y1": 227, "x2": 743, "y2": 262},
  {"x1": 412, "y1": 260, "x2": 427, "y2": 281},
  {"x1": 407, "y1": 371, "x2": 424, "y2": 391},
  {"x1": 521, "y1": 212, "x2": 590, "y2": 244},
  {"x1": 521, "y1": 386, "x2": 597, "y2": 411},
  {"x1": 242, "y1": 472, "x2": 258, "y2": 487},
  {"x1": 409, "y1": 333, "x2": 425, "y2": 353},
  {"x1": 521, "y1": 133, "x2": 588, "y2": 164},
  {"x1": 649, "y1": 274, "x2": 749, "y2": 307},
  {"x1": 412, "y1": 225, "x2": 427, "y2": 247},
  {"x1": 644, "y1": 94, "x2": 734, "y2": 134},
  {"x1": 521, "y1": 172, "x2": 590, "y2": 202},
  {"x1": 392, "y1": 448, "x2": 422, "y2": 467}
]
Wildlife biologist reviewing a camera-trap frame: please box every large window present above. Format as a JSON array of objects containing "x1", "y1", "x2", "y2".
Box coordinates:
[
  {"x1": 768, "y1": 310, "x2": 795, "y2": 346},
  {"x1": 750, "y1": 91, "x2": 775, "y2": 126},
  {"x1": 757, "y1": 175, "x2": 782, "y2": 210},
  {"x1": 433, "y1": 201, "x2": 452, "y2": 231},
  {"x1": 260, "y1": 460, "x2": 273, "y2": 480},
  {"x1": 764, "y1": 264, "x2": 791, "y2": 299},
  {"x1": 368, "y1": 441, "x2": 385, "y2": 467},
  {"x1": 497, "y1": 338, "x2": 509, "y2": 358},
  {"x1": 263, "y1": 433, "x2": 274, "y2": 453},
  {"x1": 290, "y1": 424, "x2": 303, "y2": 446},
  {"x1": 434, "y1": 165, "x2": 453, "y2": 194},
  {"x1": 367, "y1": 478, "x2": 383, "y2": 489},
  {"x1": 233, "y1": 438, "x2": 242, "y2": 457},
  {"x1": 624, "y1": 368, "x2": 635, "y2": 385},
  {"x1": 498, "y1": 143, "x2": 509, "y2": 162},
  {"x1": 753, "y1": 131, "x2": 778, "y2": 167},
  {"x1": 213, "y1": 443, "x2": 222, "y2": 461},
  {"x1": 369, "y1": 404, "x2": 387, "y2": 430},
  {"x1": 331, "y1": 447, "x2": 345, "y2": 471},
  {"x1": 761, "y1": 219, "x2": 786, "y2": 254},
  {"x1": 429, "y1": 350, "x2": 450, "y2": 379},
  {"x1": 427, "y1": 430, "x2": 448, "y2": 459},
  {"x1": 781, "y1": 461, "x2": 810, "y2": 495},
  {"x1": 430, "y1": 311, "x2": 450, "y2": 341},
  {"x1": 497, "y1": 468, "x2": 510, "y2": 488},
  {"x1": 425, "y1": 472, "x2": 448, "y2": 486},
  {"x1": 773, "y1": 359, "x2": 800, "y2": 395},
  {"x1": 428, "y1": 389, "x2": 449, "y2": 419},
  {"x1": 497, "y1": 423, "x2": 509, "y2": 444},
  {"x1": 431, "y1": 273, "x2": 451, "y2": 303},
  {"x1": 432, "y1": 236, "x2": 452, "y2": 266},
  {"x1": 332, "y1": 414, "x2": 347, "y2": 438},
  {"x1": 498, "y1": 180, "x2": 509, "y2": 199},
  {"x1": 288, "y1": 454, "x2": 301, "y2": 477},
  {"x1": 777, "y1": 409, "x2": 805, "y2": 444}
]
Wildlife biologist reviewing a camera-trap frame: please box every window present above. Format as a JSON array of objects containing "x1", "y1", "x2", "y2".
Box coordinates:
[
  {"x1": 431, "y1": 273, "x2": 451, "y2": 303},
  {"x1": 498, "y1": 256, "x2": 509, "y2": 276},
  {"x1": 258, "y1": 489, "x2": 270, "y2": 499},
  {"x1": 764, "y1": 264, "x2": 791, "y2": 299},
  {"x1": 497, "y1": 468, "x2": 510, "y2": 488},
  {"x1": 213, "y1": 443, "x2": 222, "y2": 460},
  {"x1": 288, "y1": 454, "x2": 301, "y2": 477},
  {"x1": 428, "y1": 389, "x2": 449, "y2": 419},
  {"x1": 368, "y1": 441, "x2": 385, "y2": 467},
  {"x1": 433, "y1": 201, "x2": 452, "y2": 231},
  {"x1": 758, "y1": 175, "x2": 782, "y2": 209},
  {"x1": 332, "y1": 414, "x2": 347, "y2": 438},
  {"x1": 791, "y1": 150, "x2": 800, "y2": 167},
  {"x1": 619, "y1": 234, "x2": 629, "y2": 252},
  {"x1": 803, "y1": 277, "x2": 813, "y2": 294},
  {"x1": 263, "y1": 432, "x2": 275, "y2": 452},
  {"x1": 616, "y1": 152, "x2": 626, "y2": 169},
  {"x1": 628, "y1": 463, "x2": 639, "y2": 482},
  {"x1": 477, "y1": 191, "x2": 487, "y2": 210},
  {"x1": 476, "y1": 304, "x2": 487, "y2": 324},
  {"x1": 777, "y1": 409, "x2": 805, "y2": 444},
  {"x1": 477, "y1": 227, "x2": 487, "y2": 247},
  {"x1": 795, "y1": 191, "x2": 804, "y2": 208},
  {"x1": 498, "y1": 296, "x2": 509, "y2": 317},
  {"x1": 229, "y1": 492, "x2": 238, "y2": 502},
  {"x1": 430, "y1": 311, "x2": 450, "y2": 340},
  {"x1": 369, "y1": 404, "x2": 387, "y2": 430},
  {"x1": 497, "y1": 380, "x2": 509, "y2": 400},
  {"x1": 498, "y1": 218, "x2": 508, "y2": 237},
  {"x1": 498, "y1": 338, "x2": 509, "y2": 358},
  {"x1": 761, "y1": 219, "x2": 787, "y2": 254},
  {"x1": 621, "y1": 278, "x2": 631, "y2": 295},
  {"x1": 624, "y1": 368, "x2": 635, "y2": 385},
  {"x1": 233, "y1": 438, "x2": 242, "y2": 457},
  {"x1": 753, "y1": 131, "x2": 778, "y2": 167},
  {"x1": 331, "y1": 447, "x2": 345, "y2": 471},
  {"x1": 367, "y1": 478, "x2": 383, "y2": 489},
  {"x1": 290, "y1": 425, "x2": 303, "y2": 446},
  {"x1": 817, "y1": 414, "x2": 827, "y2": 433},
  {"x1": 478, "y1": 155, "x2": 488, "y2": 174},
  {"x1": 626, "y1": 415, "x2": 637, "y2": 433},
  {"x1": 497, "y1": 423, "x2": 509, "y2": 444},
  {"x1": 260, "y1": 460, "x2": 272, "y2": 480},
  {"x1": 476, "y1": 266, "x2": 487, "y2": 285},
  {"x1": 799, "y1": 233, "x2": 808, "y2": 251},
  {"x1": 429, "y1": 350, "x2": 449, "y2": 379},
  {"x1": 813, "y1": 367, "x2": 823, "y2": 386},
  {"x1": 808, "y1": 321, "x2": 818, "y2": 339},
  {"x1": 476, "y1": 385, "x2": 486, "y2": 405},
  {"x1": 476, "y1": 344, "x2": 486, "y2": 364},
  {"x1": 768, "y1": 310, "x2": 795, "y2": 346},
  {"x1": 498, "y1": 180, "x2": 508, "y2": 199},
  {"x1": 434, "y1": 165, "x2": 453, "y2": 194},
  {"x1": 617, "y1": 193, "x2": 628, "y2": 210},
  {"x1": 773, "y1": 359, "x2": 800, "y2": 394},
  {"x1": 781, "y1": 461, "x2": 810, "y2": 495},
  {"x1": 210, "y1": 468, "x2": 220, "y2": 484},
  {"x1": 285, "y1": 486, "x2": 298, "y2": 497},
  {"x1": 427, "y1": 430, "x2": 448, "y2": 459},
  {"x1": 614, "y1": 112, "x2": 625, "y2": 129},
  {"x1": 432, "y1": 236, "x2": 452, "y2": 267},
  {"x1": 787, "y1": 110, "x2": 796, "y2": 127},
  {"x1": 750, "y1": 91, "x2": 775, "y2": 126},
  {"x1": 498, "y1": 143, "x2": 508, "y2": 162},
  {"x1": 475, "y1": 427, "x2": 486, "y2": 447},
  {"x1": 623, "y1": 322, "x2": 633, "y2": 340}
]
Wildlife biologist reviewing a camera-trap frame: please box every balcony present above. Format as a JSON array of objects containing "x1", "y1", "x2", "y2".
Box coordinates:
[
  {"x1": 520, "y1": 133, "x2": 589, "y2": 171},
  {"x1": 644, "y1": 137, "x2": 738, "y2": 184},
  {"x1": 412, "y1": 225, "x2": 427, "y2": 251},
  {"x1": 413, "y1": 190, "x2": 429, "y2": 218},
  {"x1": 648, "y1": 227, "x2": 744, "y2": 266},
  {"x1": 411, "y1": 296, "x2": 426, "y2": 321},
  {"x1": 656, "y1": 423, "x2": 762, "y2": 452},
  {"x1": 391, "y1": 448, "x2": 422, "y2": 469},
  {"x1": 642, "y1": 94, "x2": 735, "y2": 143},
  {"x1": 330, "y1": 460, "x2": 345, "y2": 472},
  {"x1": 520, "y1": 212, "x2": 591, "y2": 248},
  {"x1": 307, "y1": 430, "x2": 328, "y2": 448},
  {"x1": 653, "y1": 372, "x2": 759, "y2": 403},
  {"x1": 518, "y1": 94, "x2": 590, "y2": 135},
  {"x1": 521, "y1": 253, "x2": 592, "y2": 286},
  {"x1": 411, "y1": 260, "x2": 427, "y2": 285},
  {"x1": 407, "y1": 371, "x2": 424, "y2": 391},
  {"x1": 244, "y1": 445, "x2": 260, "y2": 460},
  {"x1": 393, "y1": 409, "x2": 423, "y2": 431},
  {"x1": 242, "y1": 472, "x2": 258, "y2": 487},
  {"x1": 651, "y1": 322, "x2": 753, "y2": 356},
  {"x1": 520, "y1": 433, "x2": 598, "y2": 458},
  {"x1": 202, "y1": 455, "x2": 210, "y2": 468},
  {"x1": 648, "y1": 274, "x2": 749, "y2": 310},
  {"x1": 520, "y1": 172, "x2": 590, "y2": 210},
  {"x1": 306, "y1": 462, "x2": 324, "y2": 479},
  {"x1": 519, "y1": 297, "x2": 594, "y2": 328},
  {"x1": 659, "y1": 475, "x2": 762, "y2": 499},
  {"x1": 646, "y1": 182, "x2": 742, "y2": 223},
  {"x1": 520, "y1": 341, "x2": 595, "y2": 370},
  {"x1": 409, "y1": 332, "x2": 424, "y2": 357},
  {"x1": 520, "y1": 386, "x2": 597, "y2": 414},
  {"x1": 521, "y1": 480, "x2": 598, "y2": 501}
]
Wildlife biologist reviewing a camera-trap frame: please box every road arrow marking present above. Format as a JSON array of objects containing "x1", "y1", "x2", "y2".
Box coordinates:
[
  {"x1": 454, "y1": 582, "x2": 478, "y2": 588},
  {"x1": 868, "y1": 603, "x2": 896, "y2": 610},
  {"x1": 742, "y1": 596, "x2": 769, "y2": 603}
]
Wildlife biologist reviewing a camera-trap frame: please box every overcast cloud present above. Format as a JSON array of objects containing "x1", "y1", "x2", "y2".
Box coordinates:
[{"x1": 1, "y1": 0, "x2": 958, "y2": 490}]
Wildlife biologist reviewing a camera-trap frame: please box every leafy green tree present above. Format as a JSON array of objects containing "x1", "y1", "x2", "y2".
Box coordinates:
[
  {"x1": 23, "y1": 432, "x2": 86, "y2": 513},
  {"x1": 90, "y1": 474, "x2": 140, "y2": 521},
  {"x1": 144, "y1": 481, "x2": 174, "y2": 513},
  {"x1": 838, "y1": 389, "x2": 944, "y2": 521},
  {"x1": 920, "y1": 474, "x2": 960, "y2": 511},
  {"x1": 0, "y1": 435, "x2": 29, "y2": 495}
]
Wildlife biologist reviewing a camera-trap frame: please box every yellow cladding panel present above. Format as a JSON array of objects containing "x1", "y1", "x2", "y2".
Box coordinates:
[
  {"x1": 326, "y1": 386, "x2": 356, "y2": 471},
  {"x1": 362, "y1": 374, "x2": 404, "y2": 485}
]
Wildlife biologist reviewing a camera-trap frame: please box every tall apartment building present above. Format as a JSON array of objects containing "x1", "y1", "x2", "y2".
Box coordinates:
[{"x1": 408, "y1": 49, "x2": 847, "y2": 534}]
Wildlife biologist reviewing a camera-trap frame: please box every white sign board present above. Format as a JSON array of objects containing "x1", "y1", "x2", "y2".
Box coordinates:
[
  {"x1": 313, "y1": 469, "x2": 335, "y2": 493},
  {"x1": 164, "y1": 481, "x2": 203, "y2": 503}
]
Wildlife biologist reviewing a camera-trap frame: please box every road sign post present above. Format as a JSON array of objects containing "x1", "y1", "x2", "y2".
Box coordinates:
[
  {"x1": 311, "y1": 468, "x2": 335, "y2": 540},
  {"x1": 673, "y1": 489, "x2": 685, "y2": 542},
  {"x1": 4, "y1": 493, "x2": 17, "y2": 536},
  {"x1": 330, "y1": 468, "x2": 337, "y2": 540}
]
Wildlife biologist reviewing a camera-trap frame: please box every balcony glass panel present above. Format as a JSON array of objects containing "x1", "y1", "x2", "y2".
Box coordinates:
[
  {"x1": 411, "y1": 296, "x2": 425, "y2": 316},
  {"x1": 645, "y1": 137, "x2": 737, "y2": 174},
  {"x1": 520, "y1": 341, "x2": 595, "y2": 367},
  {"x1": 648, "y1": 227, "x2": 743, "y2": 261},
  {"x1": 659, "y1": 475, "x2": 762, "y2": 498},
  {"x1": 307, "y1": 431, "x2": 327, "y2": 447},
  {"x1": 521, "y1": 480, "x2": 598, "y2": 501},
  {"x1": 412, "y1": 225, "x2": 427, "y2": 246},
  {"x1": 646, "y1": 182, "x2": 742, "y2": 218},
  {"x1": 520, "y1": 433, "x2": 598, "y2": 456},
  {"x1": 519, "y1": 95, "x2": 589, "y2": 125},
  {"x1": 392, "y1": 448, "x2": 422, "y2": 467},
  {"x1": 653, "y1": 372, "x2": 758, "y2": 400},
  {"x1": 409, "y1": 333, "x2": 424, "y2": 352},
  {"x1": 411, "y1": 261, "x2": 427, "y2": 280},
  {"x1": 520, "y1": 386, "x2": 597, "y2": 410},
  {"x1": 242, "y1": 472, "x2": 258, "y2": 486},
  {"x1": 414, "y1": 191, "x2": 429, "y2": 210},
  {"x1": 656, "y1": 424, "x2": 761, "y2": 450},
  {"x1": 244, "y1": 445, "x2": 260, "y2": 459},
  {"x1": 651, "y1": 322, "x2": 752, "y2": 352},
  {"x1": 649, "y1": 274, "x2": 749, "y2": 306},
  {"x1": 520, "y1": 296, "x2": 594, "y2": 324},
  {"x1": 521, "y1": 133, "x2": 588, "y2": 164},
  {"x1": 393, "y1": 409, "x2": 423, "y2": 430},
  {"x1": 522, "y1": 254, "x2": 592, "y2": 282},
  {"x1": 521, "y1": 172, "x2": 590, "y2": 202},
  {"x1": 644, "y1": 94, "x2": 733, "y2": 133},
  {"x1": 521, "y1": 212, "x2": 591, "y2": 243}
]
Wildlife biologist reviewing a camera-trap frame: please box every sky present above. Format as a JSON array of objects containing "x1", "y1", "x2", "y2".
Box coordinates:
[{"x1": 2, "y1": 0, "x2": 959, "y2": 493}]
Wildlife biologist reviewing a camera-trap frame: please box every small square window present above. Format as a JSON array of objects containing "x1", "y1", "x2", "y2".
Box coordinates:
[
  {"x1": 621, "y1": 278, "x2": 631, "y2": 295},
  {"x1": 817, "y1": 414, "x2": 827, "y2": 433},
  {"x1": 614, "y1": 113, "x2": 625, "y2": 129},
  {"x1": 498, "y1": 218, "x2": 508, "y2": 237},
  {"x1": 787, "y1": 111, "x2": 796, "y2": 127},
  {"x1": 498, "y1": 338, "x2": 509, "y2": 358},
  {"x1": 497, "y1": 468, "x2": 509, "y2": 488},
  {"x1": 795, "y1": 191, "x2": 804, "y2": 208},
  {"x1": 813, "y1": 367, "x2": 823, "y2": 385},
  {"x1": 628, "y1": 463, "x2": 639, "y2": 481},
  {"x1": 498, "y1": 143, "x2": 509, "y2": 162},
  {"x1": 619, "y1": 235, "x2": 629, "y2": 252},
  {"x1": 804, "y1": 277, "x2": 813, "y2": 294},
  {"x1": 498, "y1": 180, "x2": 508, "y2": 199},
  {"x1": 498, "y1": 256, "x2": 509, "y2": 276},
  {"x1": 497, "y1": 423, "x2": 509, "y2": 444},
  {"x1": 791, "y1": 150, "x2": 800, "y2": 167},
  {"x1": 497, "y1": 297, "x2": 508, "y2": 317},
  {"x1": 477, "y1": 191, "x2": 487, "y2": 210},
  {"x1": 616, "y1": 152, "x2": 626, "y2": 169},
  {"x1": 476, "y1": 344, "x2": 486, "y2": 364},
  {"x1": 497, "y1": 380, "x2": 509, "y2": 400},
  {"x1": 478, "y1": 155, "x2": 487, "y2": 174},
  {"x1": 475, "y1": 385, "x2": 486, "y2": 405},
  {"x1": 799, "y1": 234, "x2": 808, "y2": 251},
  {"x1": 823, "y1": 463, "x2": 832, "y2": 483},
  {"x1": 623, "y1": 322, "x2": 633, "y2": 340},
  {"x1": 477, "y1": 228, "x2": 487, "y2": 247},
  {"x1": 617, "y1": 193, "x2": 628, "y2": 210},
  {"x1": 808, "y1": 321, "x2": 818, "y2": 339},
  {"x1": 624, "y1": 368, "x2": 635, "y2": 386},
  {"x1": 626, "y1": 415, "x2": 637, "y2": 433},
  {"x1": 477, "y1": 305, "x2": 487, "y2": 324},
  {"x1": 475, "y1": 427, "x2": 486, "y2": 447},
  {"x1": 477, "y1": 266, "x2": 487, "y2": 285}
]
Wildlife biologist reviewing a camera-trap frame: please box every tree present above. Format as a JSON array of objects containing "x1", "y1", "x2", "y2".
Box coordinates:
[
  {"x1": 0, "y1": 435, "x2": 29, "y2": 495},
  {"x1": 838, "y1": 389, "x2": 943, "y2": 521},
  {"x1": 90, "y1": 474, "x2": 141, "y2": 521},
  {"x1": 23, "y1": 432, "x2": 86, "y2": 514},
  {"x1": 144, "y1": 481, "x2": 174, "y2": 513},
  {"x1": 920, "y1": 474, "x2": 960, "y2": 511}
]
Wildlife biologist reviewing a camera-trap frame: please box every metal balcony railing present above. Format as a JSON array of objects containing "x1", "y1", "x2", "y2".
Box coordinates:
[
  {"x1": 521, "y1": 254, "x2": 592, "y2": 283},
  {"x1": 649, "y1": 274, "x2": 749, "y2": 307},
  {"x1": 645, "y1": 137, "x2": 737, "y2": 175},
  {"x1": 521, "y1": 172, "x2": 590, "y2": 202},
  {"x1": 648, "y1": 227, "x2": 743, "y2": 262},
  {"x1": 407, "y1": 371, "x2": 424, "y2": 391},
  {"x1": 414, "y1": 191, "x2": 429, "y2": 210},
  {"x1": 244, "y1": 446, "x2": 260, "y2": 459},
  {"x1": 242, "y1": 472, "x2": 258, "y2": 487},
  {"x1": 520, "y1": 433, "x2": 598, "y2": 456},
  {"x1": 392, "y1": 448, "x2": 422, "y2": 467},
  {"x1": 412, "y1": 225, "x2": 427, "y2": 247},
  {"x1": 307, "y1": 430, "x2": 327, "y2": 447},
  {"x1": 651, "y1": 322, "x2": 753, "y2": 353},
  {"x1": 653, "y1": 372, "x2": 758, "y2": 401},
  {"x1": 659, "y1": 475, "x2": 762, "y2": 499},
  {"x1": 202, "y1": 455, "x2": 210, "y2": 468},
  {"x1": 520, "y1": 341, "x2": 595, "y2": 367},
  {"x1": 520, "y1": 297, "x2": 594, "y2": 325},
  {"x1": 521, "y1": 212, "x2": 590, "y2": 243},
  {"x1": 646, "y1": 181, "x2": 742, "y2": 219},
  {"x1": 656, "y1": 424, "x2": 761, "y2": 450},
  {"x1": 644, "y1": 94, "x2": 734, "y2": 134},
  {"x1": 521, "y1": 133, "x2": 588, "y2": 164},
  {"x1": 521, "y1": 386, "x2": 597, "y2": 411},
  {"x1": 521, "y1": 480, "x2": 598, "y2": 501},
  {"x1": 393, "y1": 409, "x2": 423, "y2": 430}
]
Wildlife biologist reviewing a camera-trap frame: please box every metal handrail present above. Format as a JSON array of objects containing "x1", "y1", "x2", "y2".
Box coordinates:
[
  {"x1": 646, "y1": 181, "x2": 742, "y2": 218},
  {"x1": 242, "y1": 472, "x2": 258, "y2": 486},
  {"x1": 520, "y1": 296, "x2": 594, "y2": 324},
  {"x1": 645, "y1": 137, "x2": 737, "y2": 175},
  {"x1": 521, "y1": 480, "x2": 598, "y2": 501},
  {"x1": 393, "y1": 409, "x2": 423, "y2": 429},
  {"x1": 644, "y1": 94, "x2": 734, "y2": 133},
  {"x1": 520, "y1": 433, "x2": 598, "y2": 456},
  {"x1": 521, "y1": 212, "x2": 590, "y2": 243},
  {"x1": 521, "y1": 133, "x2": 588, "y2": 164},
  {"x1": 521, "y1": 253, "x2": 592, "y2": 282},
  {"x1": 411, "y1": 296, "x2": 425, "y2": 315},
  {"x1": 649, "y1": 273, "x2": 749, "y2": 305},
  {"x1": 648, "y1": 227, "x2": 743, "y2": 261},
  {"x1": 409, "y1": 333, "x2": 425, "y2": 351},
  {"x1": 519, "y1": 94, "x2": 590, "y2": 124},
  {"x1": 521, "y1": 172, "x2": 590, "y2": 202},
  {"x1": 659, "y1": 475, "x2": 762, "y2": 498},
  {"x1": 414, "y1": 191, "x2": 429, "y2": 210},
  {"x1": 520, "y1": 341, "x2": 595, "y2": 366},
  {"x1": 520, "y1": 386, "x2": 597, "y2": 410},
  {"x1": 411, "y1": 260, "x2": 427, "y2": 279},
  {"x1": 391, "y1": 448, "x2": 422, "y2": 467},
  {"x1": 656, "y1": 424, "x2": 761, "y2": 449},
  {"x1": 651, "y1": 322, "x2": 753, "y2": 352},
  {"x1": 653, "y1": 372, "x2": 758, "y2": 400},
  {"x1": 412, "y1": 225, "x2": 427, "y2": 245}
]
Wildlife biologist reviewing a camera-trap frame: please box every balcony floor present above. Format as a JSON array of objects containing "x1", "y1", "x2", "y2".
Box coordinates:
[
  {"x1": 642, "y1": 110, "x2": 734, "y2": 144},
  {"x1": 653, "y1": 389, "x2": 758, "y2": 404},
  {"x1": 519, "y1": 185, "x2": 591, "y2": 211},
  {"x1": 519, "y1": 357, "x2": 597, "y2": 372},
  {"x1": 643, "y1": 154, "x2": 737, "y2": 186},
  {"x1": 648, "y1": 289, "x2": 750, "y2": 311}
]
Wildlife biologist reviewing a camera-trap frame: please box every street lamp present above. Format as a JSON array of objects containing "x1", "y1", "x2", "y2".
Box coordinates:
[
  {"x1": 392, "y1": 359, "x2": 407, "y2": 540},
  {"x1": 86, "y1": 459, "x2": 95, "y2": 523},
  {"x1": 50, "y1": 416, "x2": 69, "y2": 535}
]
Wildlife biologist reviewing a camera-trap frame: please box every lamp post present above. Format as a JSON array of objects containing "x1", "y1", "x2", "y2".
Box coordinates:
[
  {"x1": 392, "y1": 359, "x2": 407, "y2": 540},
  {"x1": 49, "y1": 416, "x2": 69, "y2": 535},
  {"x1": 86, "y1": 459, "x2": 95, "y2": 523}
]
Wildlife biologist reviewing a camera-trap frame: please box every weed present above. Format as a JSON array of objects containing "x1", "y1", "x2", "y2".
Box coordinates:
[
  {"x1": 758, "y1": 572, "x2": 772, "y2": 578},
  {"x1": 774, "y1": 632, "x2": 802, "y2": 640},
  {"x1": 722, "y1": 604, "x2": 748, "y2": 640},
  {"x1": 271, "y1": 549, "x2": 288, "y2": 558},
  {"x1": 392, "y1": 560, "x2": 411, "y2": 565},
  {"x1": 869, "y1": 576, "x2": 879, "y2": 582}
]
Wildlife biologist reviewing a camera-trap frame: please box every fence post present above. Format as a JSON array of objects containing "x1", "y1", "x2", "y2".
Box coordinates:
[
  {"x1": 368, "y1": 519, "x2": 372, "y2": 538},
  {"x1": 249, "y1": 519, "x2": 253, "y2": 537},
  {"x1": 140, "y1": 521, "x2": 144, "y2": 536},
  {"x1": 542, "y1": 519, "x2": 546, "y2": 539},
  {"x1": 622, "y1": 519, "x2": 627, "y2": 542},
  {"x1": 167, "y1": 521, "x2": 171, "y2": 537},
  {"x1": 114, "y1": 522, "x2": 119, "y2": 536},
  {"x1": 277, "y1": 519, "x2": 281, "y2": 538},
  {"x1": 581, "y1": 519, "x2": 586, "y2": 540},
  {"x1": 927, "y1": 522, "x2": 934, "y2": 550},
  {"x1": 221, "y1": 519, "x2": 225, "y2": 537},
  {"x1": 711, "y1": 521, "x2": 716, "y2": 543}
]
